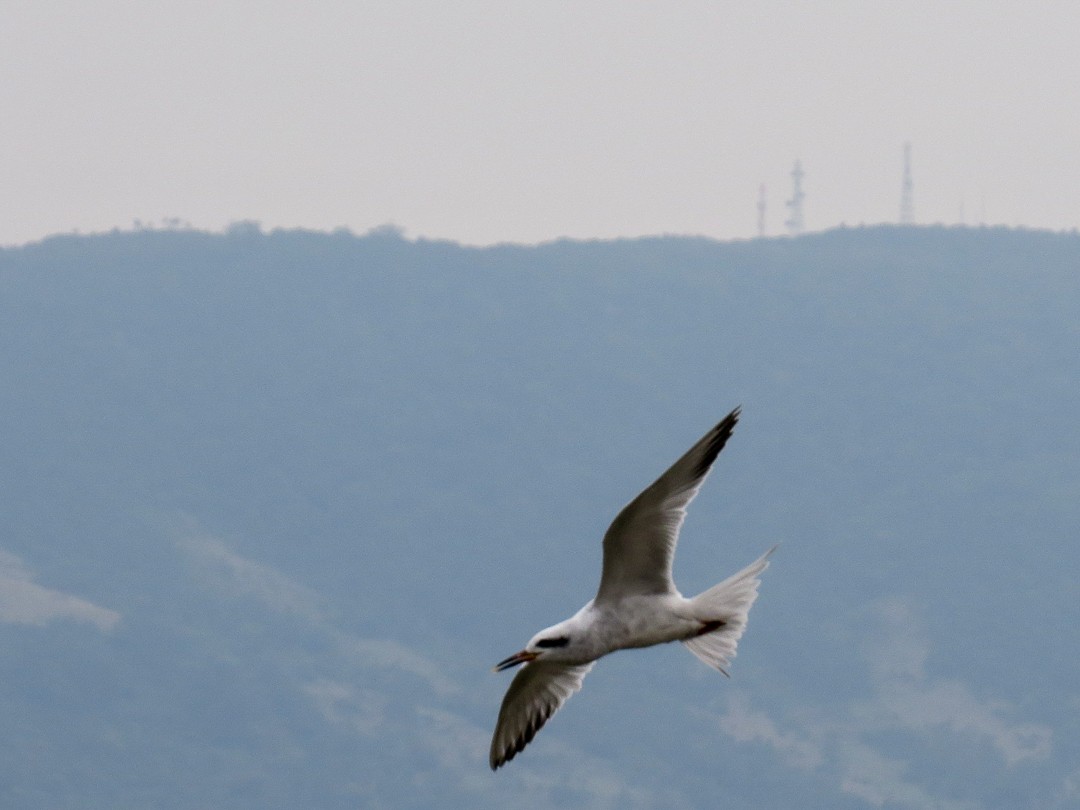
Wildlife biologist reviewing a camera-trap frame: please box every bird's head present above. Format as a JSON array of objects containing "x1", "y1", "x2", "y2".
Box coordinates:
[{"x1": 493, "y1": 621, "x2": 574, "y2": 672}]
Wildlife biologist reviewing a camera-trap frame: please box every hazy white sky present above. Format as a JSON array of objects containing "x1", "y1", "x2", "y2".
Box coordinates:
[{"x1": 4, "y1": 1, "x2": 1079, "y2": 245}]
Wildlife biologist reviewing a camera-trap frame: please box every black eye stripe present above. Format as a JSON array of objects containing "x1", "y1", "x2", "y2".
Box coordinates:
[{"x1": 536, "y1": 636, "x2": 569, "y2": 648}]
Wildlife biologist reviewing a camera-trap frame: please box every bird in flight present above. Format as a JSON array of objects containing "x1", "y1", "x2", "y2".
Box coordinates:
[{"x1": 490, "y1": 407, "x2": 773, "y2": 770}]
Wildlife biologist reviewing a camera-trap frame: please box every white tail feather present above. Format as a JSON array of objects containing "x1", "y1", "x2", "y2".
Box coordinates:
[{"x1": 681, "y1": 547, "x2": 775, "y2": 675}]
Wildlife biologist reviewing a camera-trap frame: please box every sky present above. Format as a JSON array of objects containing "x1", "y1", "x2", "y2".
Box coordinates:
[{"x1": 4, "y1": 1, "x2": 1080, "y2": 246}]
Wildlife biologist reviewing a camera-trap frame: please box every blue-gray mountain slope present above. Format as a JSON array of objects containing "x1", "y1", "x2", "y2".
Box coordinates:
[{"x1": 1, "y1": 225, "x2": 1078, "y2": 808}]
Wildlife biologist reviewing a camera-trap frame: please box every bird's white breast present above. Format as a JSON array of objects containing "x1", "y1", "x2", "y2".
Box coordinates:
[{"x1": 579, "y1": 593, "x2": 698, "y2": 657}]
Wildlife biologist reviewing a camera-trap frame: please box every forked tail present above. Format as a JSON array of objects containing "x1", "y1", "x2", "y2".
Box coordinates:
[{"x1": 682, "y1": 547, "x2": 775, "y2": 675}]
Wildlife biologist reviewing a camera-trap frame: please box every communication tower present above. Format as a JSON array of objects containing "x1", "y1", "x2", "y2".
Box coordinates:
[
  {"x1": 900, "y1": 142, "x2": 914, "y2": 225},
  {"x1": 785, "y1": 160, "x2": 805, "y2": 235},
  {"x1": 757, "y1": 184, "x2": 767, "y2": 237}
]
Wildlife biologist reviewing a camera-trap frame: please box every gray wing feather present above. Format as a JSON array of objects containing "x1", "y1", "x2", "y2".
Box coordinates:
[
  {"x1": 595, "y1": 408, "x2": 740, "y2": 603},
  {"x1": 489, "y1": 661, "x2": 594, "y2": 770}
]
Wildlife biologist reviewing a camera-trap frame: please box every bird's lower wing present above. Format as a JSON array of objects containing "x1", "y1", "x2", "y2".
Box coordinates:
[{"x1": 489, "y1": 661, "x2": 595, "y2": 770}]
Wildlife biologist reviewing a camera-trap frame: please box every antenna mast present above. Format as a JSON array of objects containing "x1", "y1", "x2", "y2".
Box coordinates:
[
  {"x1": 757, "y1": 184, "x2": 767, "y2": 237},
  {"x1": 785, "y1": 160, "x2": 805, "y2": 235},
  {"x1": 900, "y1": 142, "x2": 914, "y2": 225}
]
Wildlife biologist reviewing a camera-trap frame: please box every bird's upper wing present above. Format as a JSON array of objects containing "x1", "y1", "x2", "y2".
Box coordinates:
[
  {"x1": 594, "y1": 408, "x2": 740, "y2": 604},
  {"x1": 489, "y1": 660, "x2": 594, "y2": 770}
]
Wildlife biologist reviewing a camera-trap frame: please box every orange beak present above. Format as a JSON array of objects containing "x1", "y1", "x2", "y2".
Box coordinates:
[{"x1": 493, "y1": 650, "x2": 538, "y2": 672}]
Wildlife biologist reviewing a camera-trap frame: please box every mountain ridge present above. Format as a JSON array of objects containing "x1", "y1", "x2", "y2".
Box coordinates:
[{"x1": 2, "y1": 224, "x2": 1077, "y2": 808}]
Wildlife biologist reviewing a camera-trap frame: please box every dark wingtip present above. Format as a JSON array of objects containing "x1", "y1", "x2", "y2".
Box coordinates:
[
  {"x1": 692, "y1": 407, "x2": 741, "y2": 478},
  {"x1": 490, "y1": 701, "x2": 556, "y2": 771}
]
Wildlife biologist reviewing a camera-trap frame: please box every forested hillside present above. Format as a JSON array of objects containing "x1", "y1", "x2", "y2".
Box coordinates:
[{"x1": 2, "y1": 224, "x2": 1078, "y2": 809}]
